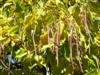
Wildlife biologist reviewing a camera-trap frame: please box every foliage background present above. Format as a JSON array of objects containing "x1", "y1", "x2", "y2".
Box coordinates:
[{"x1": 0, "y1": 0, "x2": 100, "y2": 75}]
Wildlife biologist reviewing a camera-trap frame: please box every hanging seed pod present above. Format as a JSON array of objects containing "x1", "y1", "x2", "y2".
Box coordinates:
[
  {"x1": 31, "y1": 26, "x2": 37, "y2": 55},
  {"x1": 76, "y1": 32, "x2": 83, "y2": 73},
  {"x1": 82, "y1": 11, "x2": 90, "y2": 33},
  {"x1": 82, "y1": 11, "x2": 92, "y2": 55},
  {"x1": 69, "y1": 29, "x2": 74, "y2": 70},
  {"x1": 56, "y1": 25, "x2": 60, "y2": 66}
]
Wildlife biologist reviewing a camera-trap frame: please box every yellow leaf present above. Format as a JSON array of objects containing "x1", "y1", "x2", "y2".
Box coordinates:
[{"x1": 39, "y1": 32, "x2": 48, "y2": 47}]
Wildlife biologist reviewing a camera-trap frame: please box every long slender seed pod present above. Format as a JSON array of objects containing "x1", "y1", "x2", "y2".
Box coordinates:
[
  {"x1": 76, "y1": 32, "x2": 83, "y2": 73},
  {"x1": 31, "y1": 26, "x2": 37, "y2": 54},
  {"x1": 82, "y1": 11, "x2": 90, "y2": 33},
  {"x1": 82, "y1": 11, "x2": 92, "y2": 54},
  {"x1": 57, "y1": 25, "x2": 60, "y2": 48},
  {"x1": 69, "y1": 29, "x2": 74, "y2": 70},
  {"x1": 56, "y1": 25, "x2": 60, "y2": 66},
  {"x1": 83, "y1": 12, "x2": 92, "y2": 54}
]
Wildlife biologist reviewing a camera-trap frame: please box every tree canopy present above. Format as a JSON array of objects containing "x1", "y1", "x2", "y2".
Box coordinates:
[{"x1": 0, "y1": 0, "x2": 100, "y2": 75}]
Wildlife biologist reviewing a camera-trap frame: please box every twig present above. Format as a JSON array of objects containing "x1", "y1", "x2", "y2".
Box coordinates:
[
  {"x1": 0, "y1": 60, "x2": 13, "y2": 74},
  {"x1": 0, "y1": 60, "x2": 8, "y2": 69}
]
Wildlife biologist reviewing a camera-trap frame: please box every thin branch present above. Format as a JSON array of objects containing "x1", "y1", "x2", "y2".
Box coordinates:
[
  {"x1": 0, "y1": 60, "x2": 13, "y2": 74},
  {"x1": 0, "y1": 60, "x2": 8, "y2": 69}
]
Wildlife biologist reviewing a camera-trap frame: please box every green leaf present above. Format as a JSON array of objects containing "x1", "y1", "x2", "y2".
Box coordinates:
[
  {"x1": 15, "y1": 48, "x2": 27, "y2": 59},
  {"x1": 85, "y1": 69, "x2": 100, "y2": 75}
]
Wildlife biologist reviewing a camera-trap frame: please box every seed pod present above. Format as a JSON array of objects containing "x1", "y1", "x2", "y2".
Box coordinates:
[
  {"x1": 76, "y1": 32, "x2": 83, "y2": 73},
  {"x1": 69, "y1": 29, "x2": 74, "y2": 70},
  {"x1": 82, "y1": 11, "x2": 90, "y2": 33},
  {"x1": 56, "y1": 25, "x2": 60, "y2": 66}
]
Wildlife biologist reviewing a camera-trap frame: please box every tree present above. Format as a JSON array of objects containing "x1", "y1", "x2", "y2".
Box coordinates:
[{"x1": 0, "y1": 0, "x2": 100, "y2": 75}]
